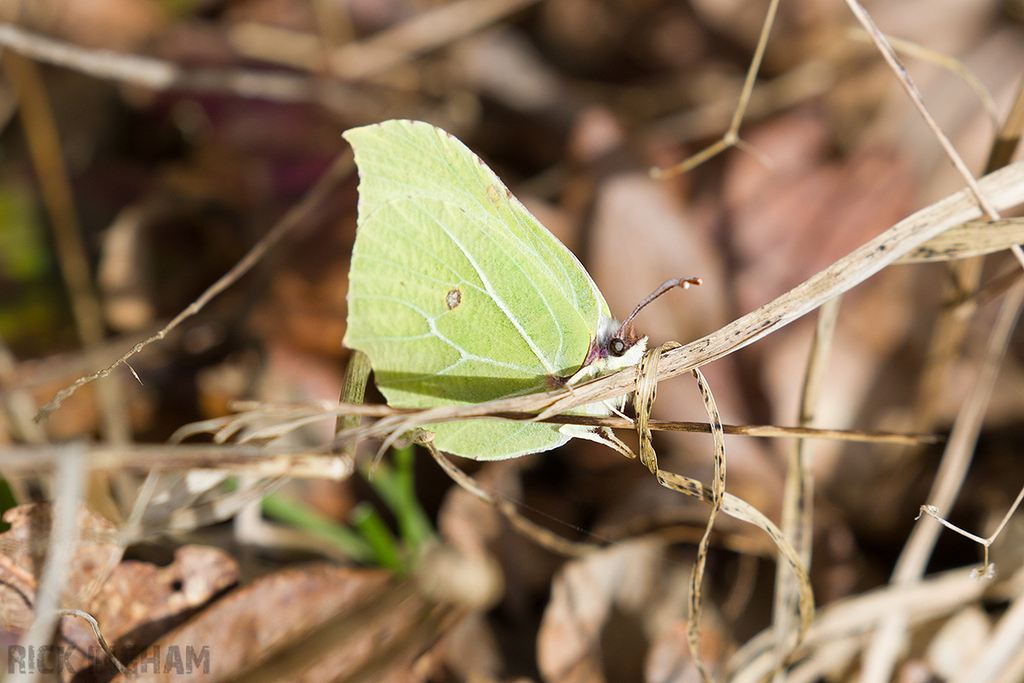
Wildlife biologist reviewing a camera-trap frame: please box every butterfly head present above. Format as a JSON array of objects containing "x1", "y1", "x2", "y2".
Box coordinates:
[
  {"x1": 582, "y1": 315, "x2": 647, "y2": 374},
  {"x1": 575, "y1": 277, "x2": 702, "y2": 382}
]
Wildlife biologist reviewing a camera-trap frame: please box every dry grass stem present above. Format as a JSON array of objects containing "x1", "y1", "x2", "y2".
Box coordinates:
[
  {"x1": 987, "y1": 76, "x2": 1024, "y2": 173},
  {"x1": 648, "y1": 60, "x2": 837, "y2": 145},
  {"x1": 914, "y1": 453, "x2": 1024, "y2": 575},
  {"x1": 6, "y1": 446, "x2": 85, "y2": 683},
  {"x1": 0, "y1": 443, "x2": 354, "y2": 480},
  {"x1": 896, "y1": 218, "x2": 1024, "y2": 263},
  {"x1": 329, "y1": 0, "x2": 543, "y2": 80},
  {"x1": 428, "y1": 446, "x2": 598, "y2": 557},
  {"x1": 845, "y1": 28, "x2": 1000, "y2": 128},
  {"x1": 773, "y1": 296, "x2": 841, "y2": 668}
]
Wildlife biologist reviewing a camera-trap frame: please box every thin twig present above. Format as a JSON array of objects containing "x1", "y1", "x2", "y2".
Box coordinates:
[
  {"x1": 57, "y1": 609, "x2": 130, "y2": 678},
  {"x1": 35, "y1": 150, "x2": 354, "y2": 422},
  {"x1": 0, "y1": 23, "x2": 363, "y2": 108},
  {"x1": 842, "y1": 1, "x2": 1002, "y2": 223},
  {"x1": 650, "y1": 0, "x2": 781, "y2": 178}
]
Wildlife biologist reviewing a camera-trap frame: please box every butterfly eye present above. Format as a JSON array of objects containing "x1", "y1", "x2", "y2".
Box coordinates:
[{"x1": 609, "y1": 337, "x2": 627, "y2": 357}]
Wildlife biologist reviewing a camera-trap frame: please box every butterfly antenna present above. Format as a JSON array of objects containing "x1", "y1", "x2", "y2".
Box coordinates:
[{"x1": 617, "y1": 277, "x2": 702, "y2": 335}]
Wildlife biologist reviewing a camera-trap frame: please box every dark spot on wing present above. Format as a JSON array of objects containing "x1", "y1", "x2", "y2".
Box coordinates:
[
  {"x1": 486, "y1": 184, "x2": 501, "y2": 206},
  {"x1": 446, "y1": 287, "x2": 462, "y2": 310}
]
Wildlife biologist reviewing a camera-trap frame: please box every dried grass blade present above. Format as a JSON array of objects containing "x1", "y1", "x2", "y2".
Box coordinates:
[
  {"x1": 685, "y1": 368, "x2": 727, "y2": 683},
  {"x1": 896, "y1": 218, "x2": 1024, "y2": 263},
  {"x1": 772, "y1": 296, "x2": 840, "y2": 670},
  {"x1": 657, "y1": 471, "x2": 815, "y2": 643}
]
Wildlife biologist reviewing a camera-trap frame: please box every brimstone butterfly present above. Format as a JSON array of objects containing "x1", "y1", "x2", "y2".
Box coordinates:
[{"x1": 343, "y1": 120, "x2": 693, "y2": 460}]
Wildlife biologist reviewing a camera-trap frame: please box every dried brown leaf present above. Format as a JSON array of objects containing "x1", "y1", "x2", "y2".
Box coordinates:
[
  {"x1": 109, "y1": 565, "x2": 414, "y2": 683},
  {"x1": 0, "y1": 503, "x2": 119, "y2": 634}
]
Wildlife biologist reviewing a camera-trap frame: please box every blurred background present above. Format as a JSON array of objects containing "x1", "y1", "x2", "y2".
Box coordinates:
[{"x1": 2, "y1": 0, "x2": 1024, "y2": 681}]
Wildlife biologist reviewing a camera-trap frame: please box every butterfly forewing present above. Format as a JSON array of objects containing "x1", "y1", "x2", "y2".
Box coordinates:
[{"x1": 346, "y1": 121, "x2": 609, "y2": 322}]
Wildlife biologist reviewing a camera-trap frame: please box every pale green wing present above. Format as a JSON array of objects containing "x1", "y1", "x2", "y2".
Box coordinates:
[{"x1": 344, "y1": 120, "x2": 613, "y2": 460}]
